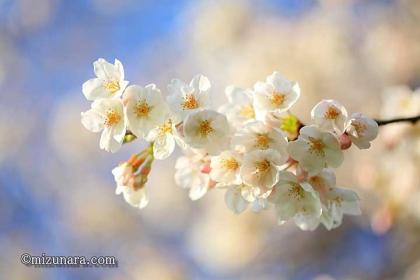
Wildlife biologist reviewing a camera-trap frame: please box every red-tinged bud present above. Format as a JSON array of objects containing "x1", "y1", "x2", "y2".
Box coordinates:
[
  {"x1": 140, "y1": 166, "x2": 152, "y2": 176},
  {"x1": 339, "y1": 133, "x2": 352, "y2": 150},
  {"x1": 128, "y1": 154, "x2": 147, "y2": 170},
  {"x1": 200, "y1": 162, "x2": 211, "y2": 174},
  {"x1": 208, "y1": 179, "x2": 217, "y2": 189}
]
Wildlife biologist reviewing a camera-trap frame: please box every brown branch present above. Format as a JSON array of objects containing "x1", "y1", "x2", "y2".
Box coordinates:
[{"x1": 375, "y1": 115, "x2": 420, "y2": 126}]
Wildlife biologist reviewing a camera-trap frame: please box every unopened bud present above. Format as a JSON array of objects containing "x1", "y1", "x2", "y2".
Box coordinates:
[
  {"x1": 339, "y1": 133, "x2": 352, "y2": 150},
  {"x1": 200, "y1": 162, "x2": 211, "y2": 174}
]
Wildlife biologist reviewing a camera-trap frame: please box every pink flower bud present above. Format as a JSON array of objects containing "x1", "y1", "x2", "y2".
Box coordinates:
[
  {"x1": 339, "y1": 133, "x2": 352, "y2": 150},
  {"x1": 200, "y1": 162, "x2": 211, "y2": 174}
]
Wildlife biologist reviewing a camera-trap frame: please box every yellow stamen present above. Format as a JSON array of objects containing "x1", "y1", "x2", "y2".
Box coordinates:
[
  {"x1": 324, "y1": 105, "x2": 340, "y2": 120},
  {"x1": 308, "y1": 137, "x2": 325, "y2": 156},
  {"x1": 104, "y1": 110, "x2": 121, "y2": 127},
  {"x1": 288, "y1": 183, "x2": 305, "y2": 200},
  {"x1": 332, "y1": 196, "x2": 343, "y2": 206},
  {"x1": 351, "y1": 120, "x2": 366, "y2": 135},
  {"x1": 199, "y1": 120, "x2": 213, "y2": 137},
  {"x1": 103, "y1": 80, "x2": 120, "y2": 94},
  {"x1": 239, "y1": 104, "x2": 255, "y2": 119},
  {"x1": 255, "y1": 133, "x2": 270, "y2": 150},
  {"x1": 271, "y1": 91, "x2": 285, "y2": 107},
  {"x1": 255, "y1": 159, "x2": 270, "y2": 173},
  {"x1": 222, "y1": 157, "x2": 239, "y2": 171},
  {"x1": 182, "y1": 94, "x2": 199, "y2": 110},
  {"x1": 135, "y1": 100, "x2": 151, "y2": 118},
  {"x1": 158, "y1": 119, "x2": 173, "y2": 135}
]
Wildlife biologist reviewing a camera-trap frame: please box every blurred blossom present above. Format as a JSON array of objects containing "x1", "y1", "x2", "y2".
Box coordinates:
[
  {"x1": 0, "y1": 108, "x2": 34, "y2": 164},
  {"x1": 186, "y1": 193, "x2": 266, "y2": 274},
  {"x1": 13, "y1": 0, "x2": 57, "y2": 32},
  {"x1": 49, "y1": 93, "x2": 105, "y2": 164}
]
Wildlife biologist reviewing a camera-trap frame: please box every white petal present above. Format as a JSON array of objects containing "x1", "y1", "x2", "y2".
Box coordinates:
[
  {"x1": 81, "y1": 109, "x2": 104, "y2": 132},
  {"x1": 225, "y1": 187, "x2": 248, "y2": 214},
  {"x1": 153, "y1": 134, "x2": 175, "y2": 160},
  {"x1": 82, "y1": 78, "x2": 109, "y2": 101}
]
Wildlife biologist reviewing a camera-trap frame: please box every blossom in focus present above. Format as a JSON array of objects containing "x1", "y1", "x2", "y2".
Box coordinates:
[
  {"x1": 146, "y1": 118, "x2": 186, "y2": 160},
  {"x1": 210, "y1": 150, "x2": 242, "y2": 186},
  {"x1": 219, "y1": 86, "x2": 256, "y2": 126},
  {"x1": 288, "y1": 125, "x2": 343, "y2": 175},
  {"x1": 346, "y1": 113, "x2": 378, "y2": 149},
  {"x1": 183, "y1": 109, "x2": 230, "y2": 155},
  {"x1": 253, "y1": 71, "x2": 300, "y2": 120},
  {"x1": 269, "y1": 171, "x2": 322, "y2": 231},
  {"x1": 112, "y1": 154, "x2": 151, "y2": 209},
  {"x1": 167, "y1": 74, "x2": 211, "y2": 122},
  {"x1": 240, "y1": 149, "x2": 286, "y2": 194},
  {"x1": 232, "y1": 121, "x2": 288, "y2": 156},
  {"x1": 175, "y1": 151, "x2": 211, "y2": 200},
  {"x1": 311, "y1": 99, "x2": 348, "y2": 134},
  {"x1": 81, "y1": 98, "x2": 126, "y2": 152},
  {"x1": 124, "y1": 84, "x2": 168, "y2": 139},
  {"x1": 308, "y1": 169, "x2": 361, "y2": 230},
  {"x1": 82, "y1": 58, "x2": 129, "y2": 101}
]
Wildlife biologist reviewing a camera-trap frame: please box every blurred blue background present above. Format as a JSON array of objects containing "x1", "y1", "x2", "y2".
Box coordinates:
[{"x1": 0, "y1": 0, "x2": 419, "y2": 279}]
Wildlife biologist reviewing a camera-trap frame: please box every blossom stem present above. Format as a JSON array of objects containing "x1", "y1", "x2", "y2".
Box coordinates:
[
  {"x1": 375, "y1": 115, "x2": 420, "y2": 126},
  {"x1": 123, "y1": 131, "x2": 137, "y2": 143}
]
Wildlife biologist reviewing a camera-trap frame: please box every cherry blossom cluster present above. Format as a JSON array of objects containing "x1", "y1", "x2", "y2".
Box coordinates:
[{"x1": 81, "y1": 58, "x2": 379, "y2": 231}]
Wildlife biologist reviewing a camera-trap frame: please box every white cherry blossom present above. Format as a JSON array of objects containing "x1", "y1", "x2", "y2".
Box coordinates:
[
  {"x1": 269, "y1": 171, "x2": 322, "y2": 231},
  {"x1": 124, "y1": 84, "x2": 168, "y2": 139},
  {"x1": 174, "y1": 151, "x2": 211, "y2": 200},
  {"x1": 308, "y1": 169, "x2": 361, "y2": 230},
  {"x1": 167, "y1": 74, "x2": 211, "y2": 122},
  {"x1": 146, "y1": 117, "x2": 186, "y2": 160},
  {"x1": 320, "y1": 187, "x2": 360, "y2": 230},
  {"x1": 311, "y1": 99, "x2": 348, "y2": 134},
  {"x1": 210, "y1": 150, "x2": 242, "y2": 186},
  {"x1": 82, "y1": 58, "x2": 129, "y2": 101},
  {"x1": 112, "y1": 162, "x2": 149, "y2": 209},
  {"x1": 253, "y1": 71, "x2": 300, "y2": 120},
  {"x1": 346, "y1": 113, "x2": 378, "y2": 149},
  {"x1": 219, "y1": 86, "x2": 256, "y2": 126},
  {"x1": 288, "y1": 125, "x2": 344, "y2": 175},
  {"x1": 81, "y1": 98, "x2": 126, "y2": 153},
  {"x1": 183, "y1": 109, "x2": 230, "y2": 155},
  {"x1": 240, "y1": 149, "x2": 287, "y2": 194},
  {"x1": 232, "y1": 121, "x2": 288, "y2": 156}
]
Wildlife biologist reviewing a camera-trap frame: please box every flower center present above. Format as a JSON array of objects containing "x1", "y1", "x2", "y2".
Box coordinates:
[
  {"x1": 324, "y1": 105, "x2": 340, "y2": 120},
  {"x1": 135, "y1": 100, "x2": 151, "y2": 118},
  {"x1": 255, "y1": 159, "x2": 270, "y2": 173},
  {"x1": 255, "y1": 133, "x2": 270, "y2": 149},
  {"x1": 182, "y1": 94, "x2": 199, "y2": 110},
  {"x1": 104, "y1": 110, "x2": 121, "y2": 127},
  {"x1": 280, "y1": 114, "x2": 300, "y2": 135},
  {"x1": 288, "y1": 183, "x2": 305, "y2": 200},
  {"x1": 351, "y1": 120, "x2": 367, "y2": 135},
  {"x1": 239, "y1": 104, "x2": 255, "y2": 119},
  {"x1": 103, "y1": 80, "x2": 120, "y2": 94},
  {"x1": 308, "y1": 137, "x2": 325, "y2": 156},
  {"x1": 198, "y1": 120, "x2": 213, "y2": 137},
  {"x1": 159, "y1": 119, "x2": 173, "y2": 135},
  {"x1": 222, "y1": 157, "x2": 239, "y2": 171},
  {"x1": 309, "y1": 176, "x2": 328, "y2": 193},
  {"x1": 271, "y1": 91, "x2": 285, "y2": 107},
  {"x1": 331, "y1": 196, "x2": 343, "y2": 206}
]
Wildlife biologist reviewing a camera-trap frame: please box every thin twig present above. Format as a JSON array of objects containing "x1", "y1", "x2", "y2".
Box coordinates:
[{"x1": 374, "y1": 115, "x2": 420, "y2": 126}]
